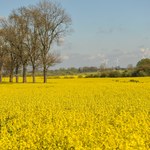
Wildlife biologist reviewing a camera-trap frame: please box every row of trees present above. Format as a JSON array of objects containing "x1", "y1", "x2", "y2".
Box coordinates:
[
  {"x1": 85, "y1": 58, "x2": 150, "y2": 78},
  {"x1": 47, "y1": 58, "x2": 150, "y2": 77},
  {"x1": 0, "y1": 0, "x2": 71, "y2": 83}
]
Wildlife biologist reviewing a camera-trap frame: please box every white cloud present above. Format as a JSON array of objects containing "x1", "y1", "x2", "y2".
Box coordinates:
[
  {"x1": 52, "y1": 48, "x2": 148, "y2": 69},
  {"x1": 61, "y1": 55, "x2": 70, "y2": 60},
  {"x1": 87, "y1": 55, "x2": 97, "y2": 60},
  {"x1": 87, "y1": 53, "x2": 106, "y2": 60},
  {"x1": 140, "y1": 48, "x2": 150, "y2": 58}
]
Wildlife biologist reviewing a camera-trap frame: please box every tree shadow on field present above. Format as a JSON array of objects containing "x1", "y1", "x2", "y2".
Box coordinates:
[{"x1": 0, "y1": 81, "x2": 57, "y2": 85}]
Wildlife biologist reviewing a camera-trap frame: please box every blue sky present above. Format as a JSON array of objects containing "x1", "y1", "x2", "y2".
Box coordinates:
[{"x1": 1, "y1": 0, "x2": 150, "y2": 68}]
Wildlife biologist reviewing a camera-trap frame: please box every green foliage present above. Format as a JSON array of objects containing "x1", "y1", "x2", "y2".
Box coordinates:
[
  {"x1": 134, "y1": 58, "x2": 150, "y2": 76},
  {"x1": 85, "y1": 73, "x2": 100, "y2": 78},
  {"x1": 122, "y1": 70, "x2": 133, "y2": 77},
  {"x1": 108, "y1": 70, "x2": 122, "y2": 77},
  {"x1": 136, "y1": 58, "x2": 150, "y2": 68}
]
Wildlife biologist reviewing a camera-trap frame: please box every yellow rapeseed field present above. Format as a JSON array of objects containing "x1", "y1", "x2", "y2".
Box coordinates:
[{"x1": 0, "y1": 77, "x2": 150, "y2": 149}]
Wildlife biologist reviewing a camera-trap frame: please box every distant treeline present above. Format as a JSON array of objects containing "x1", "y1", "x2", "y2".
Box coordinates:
[
  {"x1": 46, "y1": 58, "x2": 150, "y2": 77},
  {"x1": 2, "y1": 58, "x2": 150, "y2": 79},
  {"x1": 48, "y1": 66, "x2": 101, "y2": 75}
]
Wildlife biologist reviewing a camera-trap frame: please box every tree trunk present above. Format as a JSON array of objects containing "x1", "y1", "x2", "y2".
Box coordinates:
[
  {"x1": 43, "y1": 66, "x2": 47, "y2": 83},
  {"x1": 32, "y1": 65, "x2": 36, "y2": 83},
  {"x1": 9, "y1": 65, "x2": 14, "y2": 83},
  {"x1": 15, "y1": 65, "x2": 19, "y2": 83},
  {"x1": 9, "y1": 73, "x2": 13, "y2": 83},
  {"x1": 23, "y1": 64, "x2": 27, "y2": 83},
  {"x1": 0, "y1": 63, "x2": 3, "y2": 83},
  {"x1": 0, "y1": 69, "x2": 2, "y2": 83}
]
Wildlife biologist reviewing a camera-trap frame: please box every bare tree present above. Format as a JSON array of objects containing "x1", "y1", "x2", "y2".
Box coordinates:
[
  {"x1": 8, "y1": 7, "x2": 30, "y2": 83},
  {"x1": 0, "y1": 47, "x2": 4, "y2": 83},
  {"x1": 42, "y1": 52, "x2": 61, "y2": 81},
  {"x1": 0, "y1": 35, "x2": 7, "y2": 83},
  {"x1": 24, "y1": 7, "x2": 41, "y2": 83},
  {"x1": 33, "y1": 0, "x2": 71, "y2": 83},
  {"x1": 3, "y1": 50, "x2": 20, "y2": 83},
  {"x1": 0, "y1": 1, "x2": 71, "y2": 83},
  {"x1": 0, "y1": 17, "x2": 22, "y2": 83}
]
